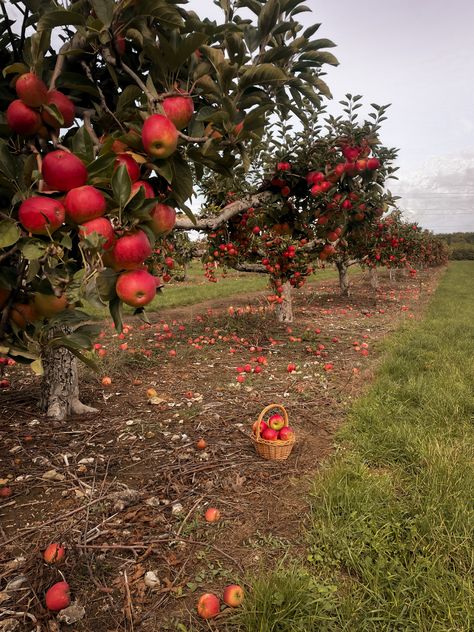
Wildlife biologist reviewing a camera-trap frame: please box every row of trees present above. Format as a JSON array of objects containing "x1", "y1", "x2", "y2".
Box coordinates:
[{"x1": 0, "y1": 0, "x2": 447, "y2": 418}]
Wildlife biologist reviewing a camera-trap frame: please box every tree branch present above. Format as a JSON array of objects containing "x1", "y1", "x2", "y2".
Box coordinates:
[
  {"x1": 234, "y1": 262, "x2": 267, "y2": 274},
  {"x1": 0, "y1": 2, "x2": 18, "y2": 60},
  {"x1": 49, "y1": 33, "x2": 84, "y2": 91},
  {"x1": 174, "y1": 191, "x2": 273, "y2": 231}
]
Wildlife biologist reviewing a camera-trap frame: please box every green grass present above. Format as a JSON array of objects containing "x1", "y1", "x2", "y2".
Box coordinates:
[
  {"x1": 85, "y1": 262, "x2": 357, "y2": 318},
  {"x1": 234, "y1": 262, "x2": 474, "y2": 631}
]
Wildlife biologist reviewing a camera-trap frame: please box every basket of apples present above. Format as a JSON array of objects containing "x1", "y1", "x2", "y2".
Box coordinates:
[{"x1": 251, "y1": 404, "x2": 295, "y2": 460}]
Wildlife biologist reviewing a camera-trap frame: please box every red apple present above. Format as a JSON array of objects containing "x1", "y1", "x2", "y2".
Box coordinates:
[
  {"x1": 6, "y1": 100, "x2": 42, "y2": 135},
  {"x1": 15, "y1": 72, "x2": 48, "y2": 107},
  {"x1": 197, "y1": 593, "x2": 220, "y2": 619},
  {"x1": 252, "y1": 419, "x2": 268, "y2": 435},
  {"x1": 42, "y1": 150, "x2": 88, "y2": 191},
  {"x1": 148, "y1": 203, "x2": 176, "y2": 236},
  {"x1": 79, "y1": 217, "x2": 115, "y2": 251},
  {"x1": 45, "y1": 581, "x2": 70, "y2": 611},
  {"x1": 34, "y1": 293, "x2": 68, "y2": 318},
  {"x1": 114, "y1": 153, "x2": 140, "y2": 182},
  {"x1": 142, "y1": 114, "x2": 178, "y2": 159},
  {"x1": 42, "y1": 90, "x2": 75, "y2": 128},
  {"x1": 0, "y1": 486, "x2": 12, "y2": 498},
  {"x1": 18, "y1": 196, "x2": 65, "y2": 234},
  {"x1": 9, "y1": 302, "x2": 38, "y2": 328},
  {"x1": 367, "y1": 157, "x2": 380, "y2": 170},
  {"x1": 223, "y1": 584, "x2": 244, "y2": 607},
  {"x1": 268, "y1": 414, "x2": 285, "y2": 431},
  {"x1": 112, "y1": 229, "x2": 153, "y2": 270},
  {"x1": 162, "y1": 95, "x2": 194, "y2": 130},
  {"x1": 116, "y1": 269, "x2": 156, "y2": 307},
  {"x1": 278, "y1": 426, "x2": 294, "y2": 441},
  {"x1": 204, "y1": 507, "x2": 220, "y2": 522},
  {"x1": 64, "y1": 185, "x2": 106, "y2": 223},
  {"x1": 261, "y1": 427, "x2": 278, "y2": 441},
  {"x1": 43, "y1": 543, "x2": 66, "y2": 564},
  {"x1": 131, "y1": 180, "x2": 155, "y2": 198}
]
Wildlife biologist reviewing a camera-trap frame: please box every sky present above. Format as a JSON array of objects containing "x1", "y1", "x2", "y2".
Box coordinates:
[{"x1": 188, "y1": 0, "x2": 474, "y2": 233}]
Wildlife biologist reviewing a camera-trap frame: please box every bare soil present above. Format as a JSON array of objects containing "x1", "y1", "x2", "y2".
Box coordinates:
[{"x1": 0, "y1": 269, "x2": 443, "y2": 631}]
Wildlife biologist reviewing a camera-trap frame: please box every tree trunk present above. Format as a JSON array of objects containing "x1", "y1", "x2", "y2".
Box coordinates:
[
  {"x1": 276, "y1": 281, "x2": 293, "y2": 323},
  {"x1": 336, "y1": 259, "x2": 350, "y2": 297},
  {"x1": 40, "y1": 327, "x2": 98, "y2": 420},
  {"x1": 369, "y1": 267, "x2": 379, "y2": 290}
]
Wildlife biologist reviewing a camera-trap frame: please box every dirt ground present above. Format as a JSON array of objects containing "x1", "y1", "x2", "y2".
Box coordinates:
[{"x1": 0, "y1": 268, "x2": 443, "y2": 631}]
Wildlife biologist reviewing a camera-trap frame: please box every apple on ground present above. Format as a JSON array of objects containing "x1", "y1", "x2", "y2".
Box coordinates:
[
  {"x1": 197, "y1": 593, "x2": 220, "y2": 619},
  {"x1": 42, "y1": 150, "x2": 88, "y2": 191},
  {"x1": 142, "y1": 114, "x2": 178, "y2": 159},
  {"x1": 223, "y1": 584, "x2": 244, "y2": 607},
  {"x1": 268, "y1": 414, "x2": 285, "y2": 431},
  {"x1": 43, "y1": 543, "x2": 66, "y2": 564},
  {"x1": 0, "y1": 486, "x2": 12, "y2": 498},
  {"x1": 116, "y1": 269, "x2": 157, "y2": 307},
  {"x1": 18, "y1": 196, "x2": 65, "y2": 235},
  {"x1": 196, "y1": 438, "x2": 207, "y2": 450},
  {"x1": 45, "y1": 581, "x2": 70, "y2": 611},
  {"x1": 204, "y1": 507, "x2": 220, "y2": 522}
]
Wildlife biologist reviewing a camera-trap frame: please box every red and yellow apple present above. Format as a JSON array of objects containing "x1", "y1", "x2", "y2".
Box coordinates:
[
  {"x1": 142, "y1": 114, "x2": 178, "y2": 159},
  {"x1": 42, "y1": 150, "x2": 88, "y2": 191},
  {"x1": 18, "y1": 196, "x2": 65, "y2": 234},
  {"x1": 204, "y1": 507, "x2": 221, "y2": 522},
  {"x1": 223, "y1": 584, "x2": 244, "y2": 607},
  {"x1": 162, "y1": 94, "x2": 194, "y2": 130},
  {"x1": 42, "y1": 90, "x2": 75, "y2": 128},
  {"x1": 6, "y1": 100, "x2": 42, "y2": 135},
  {"x1": 43, "y1": 543, "x2": 66, "y2": 564},
  {"x1": 116, "y1": 269, "x2": 157, "y2": 307},
  {"x1": 64, "y1": 185, "x2": 106, "y2": 223},
  {"x1": 148, "y1": 203, "x2": 176, "y2": 236},
  {"x1": 197, "y1": 593, "x2": 220, "y2": 619},
  {"x1": 15, "y1": 72, "x2": 48, "y2": 107},
  {"x1": 112, "y1": 230, "x2": 153, "y2": 270},
  {"x1": 114, "y1": 153, "x2": 141, "y2": 182},
  {"x1": 79, "y1": 217, "x2": 116, "y2": 251}
]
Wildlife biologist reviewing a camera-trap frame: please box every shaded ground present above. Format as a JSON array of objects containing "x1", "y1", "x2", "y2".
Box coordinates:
[{"x1": 0, "y1": 268, "x2": 443, "y2": 631}]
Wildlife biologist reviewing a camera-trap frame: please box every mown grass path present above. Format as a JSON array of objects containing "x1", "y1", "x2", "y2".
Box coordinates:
[{"x1": 237, "y1": 262, "x2": 474, "y2": 631}]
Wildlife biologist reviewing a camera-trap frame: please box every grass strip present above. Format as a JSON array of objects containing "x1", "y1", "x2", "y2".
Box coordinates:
[{"x1": 234, "y1": 262, "x2": 474, "y2": 631}]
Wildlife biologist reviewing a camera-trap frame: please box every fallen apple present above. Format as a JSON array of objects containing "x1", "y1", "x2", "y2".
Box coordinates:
[
  {"x1": 197, "y1": 592, "x2": 220, "y2": 619},
  {"x1": 43, "y1": 543, "x2": 66, "y2": 564},
  {"x1": 204, "y1": 507, "x2": 220, "y2": 522},
  {"x1": 45, "y1": 581, "x2": 70, "y2": 611},
  {"x1": 223, "y1": 584, "x2": 244, "y2": 607}
]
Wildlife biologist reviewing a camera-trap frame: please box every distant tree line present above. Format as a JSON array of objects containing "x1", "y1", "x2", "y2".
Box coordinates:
[{"x1": 438, "y1": 233, "x2": 474, "y2": 260}]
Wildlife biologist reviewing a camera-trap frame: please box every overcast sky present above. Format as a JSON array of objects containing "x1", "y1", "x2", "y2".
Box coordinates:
[{"x1": 189, "y1": 0, "x2": 474, "y2": 232}]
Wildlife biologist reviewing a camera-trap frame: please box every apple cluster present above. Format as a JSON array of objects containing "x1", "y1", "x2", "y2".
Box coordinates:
[
  {"x1": 252, "y1": 413, "x2": 295, "y2": 442},
  {"x1": 6, "y1": 72, "x2": 75, "y2": 137}
]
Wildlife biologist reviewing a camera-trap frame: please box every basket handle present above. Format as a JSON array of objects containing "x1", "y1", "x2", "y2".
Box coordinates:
[{"x1": 254, "y1": 404, "x2": 289, "y2": 441}]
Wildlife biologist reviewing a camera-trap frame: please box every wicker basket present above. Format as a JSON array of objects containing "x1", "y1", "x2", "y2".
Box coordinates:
[{"x1": 251, "y1": 404, "x2": 295, "y2": 461}]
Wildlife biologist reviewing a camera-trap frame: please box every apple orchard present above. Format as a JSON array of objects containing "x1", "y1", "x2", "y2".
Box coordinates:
[{"x1": 0, "y1": 0, "x2": 447, "y2": 422}]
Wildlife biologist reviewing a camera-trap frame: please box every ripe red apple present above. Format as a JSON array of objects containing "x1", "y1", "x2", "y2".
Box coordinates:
[
  {"x1": 114, "y1": 153, "x2": 140, "y2": 182},
  {"x1": 9, "y1": 302, "x2": 38, "y2": 328},
  {"x1": 6, "y1": 100, "x2": 42, "y2": 135},
  {"x1": 18, "y1": 196, "x2": 65, "y2": 234},
  {"x1": 142, "y1": 114, "x2": 178, "y2": 159},
  {"x1": 196, "y1": 438, "x2": 207, "y2": 450},
  {"x1": 112, "y1": 229, "x2": 153, "y2": 270},
  {"x1": 131, "y1": 180, "x2": 155, "y2": 198},
  {"x1": 116, "y1": 269, "x2": 157, "y2": 307},
  {"x1": 252, "y1": 419, "x2": 268, "y2": 435},
  {"x1": 79, "y1": 217, "x2": 115, "y2": 251},
  {"x1": 261, "y1": 427, "x2": 278, "y2": 441},
  {"x1": 162, "y1": 94, "x2": 194, "y2": 130},
  {"x1": 367, "y1": 157, "x2": 380, "y2": 170},
  {"x1": 268, "y1": 414, "x2": 285, "y2": 431},
  {"x1": 42, "y1": 150, "x2": 88, "y2": 191},
  {"x1": 15, "y1": 72, "x2": 48, "y2": 107},
  {"x1": 64, "y1": 185, "x2": 106, "y2": 223},
  {"x1": 43, "y1": 543, "x2": 66, "y2": 564},
  {"x1": 148, "y1": 203, "x2": 176, "y2": 236},
  {"x1": 204, "y1": 507, "x2": 220, "y2": 522},
  {"x1": 356, "y1": 159, "x2": 368, "y2": 171},
  {"x1": 278, "y1": 426, "x2": 294, "y2": 441},
  {"x1": 34, "y1": 293, "x2": 68, "y2": 318},
  {"x1": 197, "y1": 593, "x2": 220, "y2": 619},
  {"x1": 223, "y1": 584, "x2": 244, "y2": 607},
  {"x1": 0, "y1": 486, "x2": 12, "y2": 498},
  {"x1": 45, "y1": 581, "x2": 70, "y2": 611},
  {"x1": 42, "y1": 90, "x2": 75, "y2": 128}
]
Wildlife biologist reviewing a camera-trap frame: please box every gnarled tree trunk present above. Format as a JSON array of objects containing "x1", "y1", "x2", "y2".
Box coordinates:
[
  {"x1": 276, "y1": 281, "x2": 293, "y2": 323},
  {"x1": 40, "y1": 327, "x2": 97, "y2": 420},
  {"x1": 369, "y1": 267, "x2": 379, "y2": 291},
  {"x1": 336, "y1": 258, "x2": 350, "y2": 297}
]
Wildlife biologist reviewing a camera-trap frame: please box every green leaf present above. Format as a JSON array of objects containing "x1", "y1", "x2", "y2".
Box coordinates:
[
  {"x1": 0, "y1": 221, "x2": 20, "y2": 248},
  {"x1": 111, "y1": 164, "x2": 131, "y2": 208},
  {"x1": 116, "y1": 85, "x2": 143, "y2": 113},
  {"x1": 304, "y1": 38, "x2": 337, "y2": 51},
  {"x1": 96, "y1": 269, "x2": 119, "y2": 302},
  {"x1": 258, "y1": 0, "x2": 281, "y2": 39},
  {"x1": 30, "y1": 358, "x2": 44, "y2": 375},
  {"x1": 172, "y1": 32, "x2": 209, "y2": 70},
  {"x1": 87, "y1": 153, "x2": 116, "y2": 179},
  {"x1": 20, "y1": 240, "x2": 46, "y2": 260},
  {"x1": 109, "y1": 297, "x2": 123, "y2": 333},
  {"x1": 300, "y1": 51, "x2": 339, "y2": 66},
  {"x1": 3, "y1": 63, "x2": 29, "y2": 77},
  {"x1": 37, "y1": 10, "x2": 85, "y2": 31},
  {"x1": 171, "y1": 154, "x2": 194, "y2": 204},
  {"x1": 239, "y1": 64, "x2": 287, "y2": 90},
  {"x1": 72, "y1": 127, "x2": 94, "y2": 163},
  {"x1": 90, "y1": 0, "x2": 114, "y2": 27},
  {"x1": 151, "y1": 160, "x2": 173, "y2": 184}
]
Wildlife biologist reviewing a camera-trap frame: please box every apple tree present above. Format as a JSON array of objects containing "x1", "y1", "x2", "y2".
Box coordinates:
[{"x1": 0, "y1": 0, "x2": 340, "y2": 418}]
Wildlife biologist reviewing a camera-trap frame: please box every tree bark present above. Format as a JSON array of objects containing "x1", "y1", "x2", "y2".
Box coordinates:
[
  {"x1": 276, "y1": 281, "x2": 293, "y2": 323},
  {"x1": 39, "y1": 327, "x2": 97, "y2": 420},
  {"x1": 336, "y1": 259, "x2": 350, "y2": 297},
  {"x1": 369, "y1": 267, "x2": 379, "y2": 290}
]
